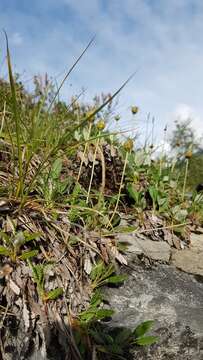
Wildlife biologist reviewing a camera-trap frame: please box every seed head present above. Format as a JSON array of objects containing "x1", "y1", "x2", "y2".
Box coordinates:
[
  {"x1": 86, "y1": 110, "x2": 95, "y2": 122},
  {"x1": 131, "y1": 106, "x2": 139, "y2": 115},
  {"x1": 123, "y1": 138, "x2": 134, "y2": 152},
  {"x1": 97, "y1": 119, "x2": 106, "y2": 130},
  {"x1": 114, "y1": 115, "x2": 120, "y2": 121},
  {"x1": 185, "y1": 150, "x2": 192, "y2": 159}
]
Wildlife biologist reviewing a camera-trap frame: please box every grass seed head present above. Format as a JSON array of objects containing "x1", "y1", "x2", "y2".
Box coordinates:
[
  {"x1": 185, "y1": 150, "x2": 193, "y2": 159},
  {"x1": 97, "y1": 119, "x2": 106, "y2": 130},
  {"x1": 114, "y1": 115, "x2": 120, "y2": 121},
  {"x1": 123, "y1": 138, "x2": 134, "y2": 152},
  {"x1": 86, "y1": 110, "x2": 95, "y2": 122},
  {"x1": 131, "y1": 106, "x2": 139, "y2": 115}
]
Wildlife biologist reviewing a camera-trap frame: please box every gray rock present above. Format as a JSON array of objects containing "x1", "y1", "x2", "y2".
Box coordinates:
[
  {"x1": 190, "y1": 232, "x2": 203, "y2": 251},
  {"x1": 118, "y1": 233, "x2": 171, "y2": 262},
  {"x1": 135, "y1": 238, "x2": 171, "y2": 262},
  {"x1": 105, "y1": 264, "x2": 203, "y2": 359},
  {"x1": 172, "y1": 249, "x2": 203, "y2": 276}
]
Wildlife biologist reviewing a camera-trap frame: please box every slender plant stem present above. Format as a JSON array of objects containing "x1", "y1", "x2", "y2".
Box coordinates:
[
  {"x1": 108, "y1": 151, "x2": 129, "y2": 227},
  {"x1": 182, "y1": 158, "x2": 189, "y2": 201},
  {"x1": 77, "y1": 122, "x2": 92, "y2": 184},
  {"x1": 86, "y1": 133, "x2": 100, "y2": 204},
  {"x1": 97, "y1": 145, "x2": 106, "y2": 194},
  {"x1": 0, "y1": 102, "x2": 6, "y2": 136},
  {"x1": 103, "y1": 220, "x2": 192, "y2": 237}
]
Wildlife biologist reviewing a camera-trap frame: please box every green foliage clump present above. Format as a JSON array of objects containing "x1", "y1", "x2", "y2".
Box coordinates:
[{"x1": 0, "y1": 36, "x2": 203, "y2": 359}]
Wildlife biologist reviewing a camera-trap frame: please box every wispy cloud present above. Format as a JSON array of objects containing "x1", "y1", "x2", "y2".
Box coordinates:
[{"x1": 0, "y1": 0, "x2": 203, "y2": 142}]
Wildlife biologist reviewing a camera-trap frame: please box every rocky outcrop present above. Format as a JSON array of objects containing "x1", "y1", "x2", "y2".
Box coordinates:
[
  {"x1": 171, "y1": 232, "x2": 203, "y2": 276},
  {"x1": 105, "y1": 231, "x2": 203, "y2": 359}
]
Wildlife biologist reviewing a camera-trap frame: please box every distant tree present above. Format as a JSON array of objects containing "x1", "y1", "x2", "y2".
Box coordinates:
[
  {"x1": 170, "y1": 118, "x2": 203, "y2": 189},
  {"x1": 170, "y1": 118, "x2": 202, "y2": 158}
]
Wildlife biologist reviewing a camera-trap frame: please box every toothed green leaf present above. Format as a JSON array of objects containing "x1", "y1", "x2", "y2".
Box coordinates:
[
  {"x1": 45, "y1": 287, "x2": 63, "y2": 300},
  {"x1": 19, "y1": 249, "x2": 39, "y2": 260}
]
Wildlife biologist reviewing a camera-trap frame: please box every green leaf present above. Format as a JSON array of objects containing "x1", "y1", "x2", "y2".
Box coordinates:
[
  {"x1": 102, "y1": 334, "x2": 114, "y2": 345},
  {"x1": 23, "y1": 232, "x2": 41, "y2": 242},
  {"x1": 88, "y1": 329, "x2": 106, "y2": 345},
  {"x1": 149, "y1": 186, "x2": 158, "y2": 203},
  {"x1": 133, "y1": 320, "x2": 154, "y2": 338},
  {"x1": 114, "y1": 328, "x2": 132, "y2": 345},
  {"x1": 90, "y1": 289, "x2": 103, "y2": 308},
  {"x1": 135, "y1": 336, "x2": 158, "y2": 346},
  {"x1": 14, "y1": 231, "x2": 40, "y2": 250},
  {"x1": 90, "y1": 260, "x2": 106, "y2": 281},
  {"x1": 30, "y1": 263, "x2": 44, "y2": 286},
  {"x1": 79, "y1": 311, "x2": 95, "y2": 322},
  {"x1": 0, "y1": 246, "x2": 10, "y2": 256},
  {"x1": 93, "y1": 309, "x2": 114, "y2": 320},
  {"x1": 157, "y1": 197, "x2": 167, "y2": 206},
  {"x1": 102, "y1": 274, "x2": 128, "y2": 285},
  {"x1": 113, "y1": 225, "x2": 138, "y2": 233},
  {"x1": 58, "y1": 180, "x2": 69, "y2": 194},
  {"x1": 126, "y1": 183, "x2": 140, "y2": 202},
  {"x1": 74, "y1": 130, "x2": 80, "y2": 141},
  {"x1": 50, "y1": 158, "x2": 62, "y2": 179},
  {"x1": 117, "y1": 242, "x2": 129, "y2": 252},
  {"x1": 45, "y1": 287, "x2": 63, "y2": 300},
  {"x1": 19, "y1": 249, "x2": 39, "y2": 260},
  {"x1": 105, "y1": 342, "x2": 124, "y2": 355},
  {"x1": 0, "y1": 232, "x2": 11, "y2": 245},
  {"x1": 79, "y1": 308, "x2": 114, "y2": 322}
]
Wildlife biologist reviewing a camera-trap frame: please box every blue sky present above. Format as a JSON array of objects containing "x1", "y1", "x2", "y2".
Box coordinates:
[{"x1": 0, "y1": 0, "x2": 203, "y2": 144}]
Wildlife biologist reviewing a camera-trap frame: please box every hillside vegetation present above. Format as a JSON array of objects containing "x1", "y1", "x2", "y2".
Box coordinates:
[{"x1": 0, "y1": 40, "x2": 203, "y2": 359}]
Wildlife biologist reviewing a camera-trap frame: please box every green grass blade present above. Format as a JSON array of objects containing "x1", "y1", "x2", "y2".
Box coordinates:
[
  {"x1": 4, "y1": 30, "x2": 23, "y2": 198},
  {"x1": 22, "y1": 73, "x2": 135, "y2": 203},
  {"x1": 48, "y1": 36, "x2": 95, "y2": 113}
]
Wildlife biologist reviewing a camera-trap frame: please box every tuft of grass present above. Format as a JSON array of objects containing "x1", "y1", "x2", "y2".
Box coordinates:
[{"x1": 0, "y1": 36, "x2": 203, "y2": 359}]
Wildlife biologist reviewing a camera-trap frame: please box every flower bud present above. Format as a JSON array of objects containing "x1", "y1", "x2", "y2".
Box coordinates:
[
  {"x1": 86, "y1": 110, "x2": 95, "y2": 122},
  {"x1": 114, "y1": 115, "x2": 120, "y2": 121},
  {"x1": 131, "y1": 106, "x2": 139, "y2": 115},
  {"x1": 185, "y1": 150, "x2": 192, "y2": 159},
  {"x1": 123, "y1": 138, "x2": 134, "y2": 152},
  {"x1": 97, "y1": 119, "x2": 106, "y2": 130}
]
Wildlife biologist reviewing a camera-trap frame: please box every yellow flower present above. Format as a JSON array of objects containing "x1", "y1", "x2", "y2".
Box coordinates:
[
  {"x1": 131, "y1": 106, "x2": 139, "y2": 115},
  {"x1": 123, "y1": 138, "x2": 134, "y2": 152},
  {"x1": 97, "y1": 119, "x2": 106, "y2": 130}
]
